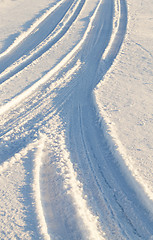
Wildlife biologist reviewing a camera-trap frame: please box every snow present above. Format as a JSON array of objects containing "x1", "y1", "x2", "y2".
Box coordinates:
[
  {"x1": 0, "y1": 0, "x2": 153, "y2": 239},
  {"x1": 94, "y1": 0, "x2": 153, "y2": 211}
]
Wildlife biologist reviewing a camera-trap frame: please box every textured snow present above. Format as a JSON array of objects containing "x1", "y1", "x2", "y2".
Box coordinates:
[
  {"x1": 0, "y1": 0, "x2": 153, "y2": 239},
  {"x1": 95, "y1": 0, "x2": 153, "y2": 208}
]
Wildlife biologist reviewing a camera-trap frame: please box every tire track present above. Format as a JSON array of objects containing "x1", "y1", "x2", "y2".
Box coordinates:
[
  {"x1": 100, "y1": 0, "x2": 127, "y2": 73},
  {"x1": 0, "y1": 0, "x2": 120, "y2": 239},
  {"x1": 39, "y1": 129, "x2": 105, "y2": 240},
  {"x1": 77, "y1": 101, "x2": 152, "y2": 239},
  {"x1": 0, "y1": 0, "x2": 66, "y2": 59},
  {"x1": 66, "y1": 0, "x2": 153, "y2": 238},
  {"x1": 69, "y1": 105, "x2": 128, "y2": 239},
  {"x1": 0, "y1": 0, "x2": 103, "y2": 116},
  {"x1": 0, "y1": 0, "x2": 85, "y2": 84},
  {"x1": 0, "y1": 60, "x2": 81, "y2": 166},
  {"x1": 2, "y1": 0, "x2": 153, "y2": 239},
  {"x1": 0, "y1": 60, "x2": 81, "y2": 136}
]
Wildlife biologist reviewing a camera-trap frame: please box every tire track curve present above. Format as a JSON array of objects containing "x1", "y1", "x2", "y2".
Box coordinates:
[
  {"x1": 0, "y1": 0, "x2": 103, "y2": 116},
  {"x1": 67, "y1": 0, "x2": 153, "y2": 239},
  {"x1": 1, "y1": 0, "x2": 153, "y2": 239}
]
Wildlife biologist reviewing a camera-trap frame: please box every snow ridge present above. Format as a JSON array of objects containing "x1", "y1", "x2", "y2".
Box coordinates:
[{"x1": 33, "y1": 135, "x2": 50, "y2": 240}]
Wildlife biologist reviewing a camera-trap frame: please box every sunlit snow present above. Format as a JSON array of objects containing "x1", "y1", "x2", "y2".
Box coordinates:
[{"x1": 0, "y1": 0, "x2": 153, "y2": 239}]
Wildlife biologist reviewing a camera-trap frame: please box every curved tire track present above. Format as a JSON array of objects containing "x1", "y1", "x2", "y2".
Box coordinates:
[
  {"x1": 1, "y1": 0, "x2": 153, "y2": 239},
  {"x1": 68, "y1": 0, "x2": 153, "y2": 239},
  {"x1": 0, "y1": 0, "x2": 103, "y2": 116}
]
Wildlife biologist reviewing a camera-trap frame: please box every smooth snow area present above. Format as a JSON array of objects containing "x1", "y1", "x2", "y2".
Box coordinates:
[{"x1": 0, "y1": 0, "x2": 153, "y2": 239}]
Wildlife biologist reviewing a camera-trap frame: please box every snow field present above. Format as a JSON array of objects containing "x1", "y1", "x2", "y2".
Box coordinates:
[{"x1": 0, "y1": 0, "x2": 153, "y2": 239}]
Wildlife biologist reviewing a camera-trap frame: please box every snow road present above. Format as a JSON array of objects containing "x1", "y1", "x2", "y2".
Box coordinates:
[{"x1": 0, "y1": 0, "x2": 153, "y2": 239}]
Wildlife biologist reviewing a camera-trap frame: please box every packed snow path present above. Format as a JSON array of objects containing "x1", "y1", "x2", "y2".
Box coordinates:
[{"x1": 0, "y1": 0, "x2": 153, "y2": 239}]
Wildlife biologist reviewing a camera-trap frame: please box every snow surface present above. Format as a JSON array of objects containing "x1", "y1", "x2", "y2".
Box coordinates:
[
  {"x1": 94, "y1": 0, "x2": 153, "y2": 210},
  {"x1": 0, "y1": 0, "x2": 153, "y2": 239}
]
